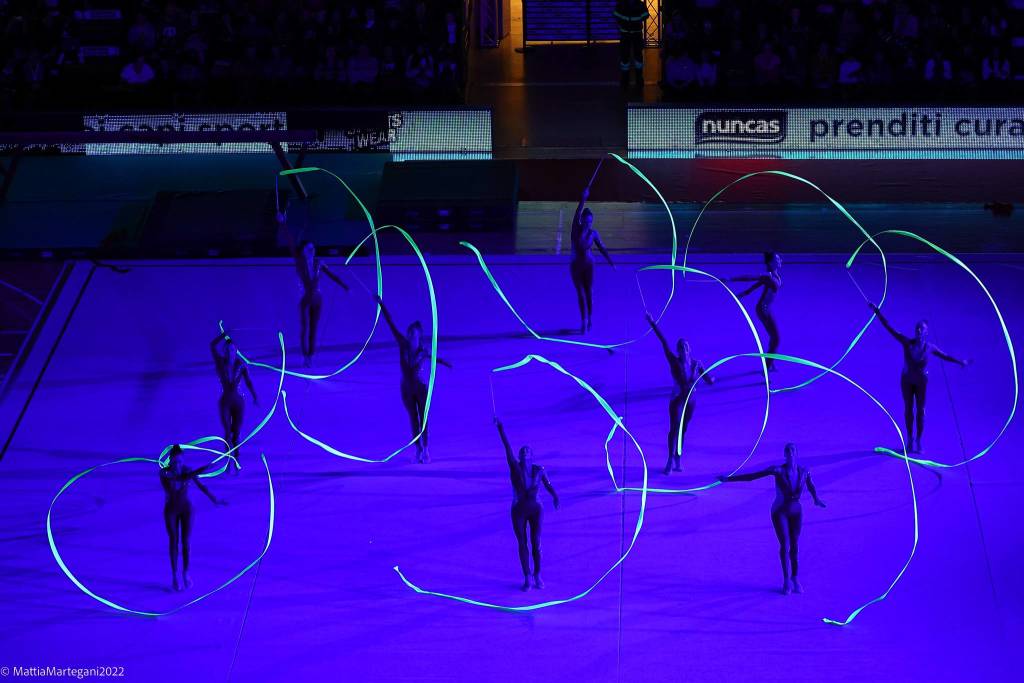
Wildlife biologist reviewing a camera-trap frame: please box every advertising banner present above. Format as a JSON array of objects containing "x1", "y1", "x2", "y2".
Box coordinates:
[{"x1": 629, "y1": 106, "x2": 1024, "y2": 159}]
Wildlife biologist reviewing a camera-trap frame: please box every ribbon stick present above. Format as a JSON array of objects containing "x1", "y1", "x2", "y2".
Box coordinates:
[{"x1": 395, "y1": 354, "x2": 649, "y2": 612}]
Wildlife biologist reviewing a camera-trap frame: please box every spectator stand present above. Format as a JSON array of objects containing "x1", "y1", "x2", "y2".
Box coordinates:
[{"x1": 658, "y1": 0, "x2": 1023, "y2": 103}]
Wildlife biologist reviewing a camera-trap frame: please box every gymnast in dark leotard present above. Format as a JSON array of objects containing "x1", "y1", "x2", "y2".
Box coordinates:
[
  {"x1": 495, "y1": 418, "x2": 560, "y2": 591},
  {"x1": 570, "y1": 186, "x2": 614, "y2": 334},
  {"x1": 210, "y1": 330, "x2": 258, "y2": 471},
  {"x1": 732, "y1": 252, "x2": 782, "y2": 371},
  {"x1": 160, "y1": 444, "x2": 226, "y2": 591},
  {"x1": 869, "y1": 303, "x2": 970, "y2": 454},
  {"x1": 277, "y1": 208, "x2": 350, "y2": 368},
  {"x1": 375, "y1": 295, "x2": 452, "y2": 463},
  {"x1": 718, "y1": 443, "x2": 825, "y2": 595},
  {"x1": 646, "y1": 313, "x2": 715, "y2": 474}
]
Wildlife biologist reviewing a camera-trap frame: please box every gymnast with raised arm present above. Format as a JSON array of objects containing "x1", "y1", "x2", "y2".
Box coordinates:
[
  {"x1": 160, "y1": 444, "x2": 227, "y2": 591},
  {"x1": 495, "y1": 418, "x2": 560, "y2": 591},
  {"x1": 277, "y1": 206, "x2": 350, "y2": 368},
  {"x1": 570, "y1": 185, "x2": 614, "y2": 334},
  {"x1": 646, "y1": 313, "x2": 715, "y2": 474},
  {"x1": 869, "y1": 302, "x2": 970, "y2": 454},
  {"x1": 732, "y1": 252, "x2": 782, "y2": 371},
  {"x1": 375, "y1": 295, "x2": 452, "y2": 463},
  {"x1": 718, "y1": 443, "x2": 826, "y2": 595},
  {"x1": 210, "y1": 329, "x2": 258, "y2": 471}
]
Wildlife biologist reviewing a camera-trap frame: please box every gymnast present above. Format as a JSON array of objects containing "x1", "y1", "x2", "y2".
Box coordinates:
[
  {"x1": 495, "y1": 418, "x2": 560, "y2": 590},
  {"x1": 570, "y1": 186, "x2": 614, "y2": 334},
  {"x1": 869, "y1": 302, "x2": 970, "y2": 454},
  {"x1": 646, "y1": 313, "x2": 715, "y2": 474},
  {"x1": 718, "y1": 443, "x2": 825, "y2": 595},
  {"x1": 210, "y1": 330, "x2": 258, "y2": 470},
  {"x1": 160, "y1": 444, "x2": 227, "y2": 591},
  {"x1": 375, "y1": 295, "x2": 452, "y2": 463},
  {"x1": 731, "y1": 252, "x2": 782, "y2": 371},
  {"x1": 277, "y1": 207, "x2": 350, "y2": 368}
]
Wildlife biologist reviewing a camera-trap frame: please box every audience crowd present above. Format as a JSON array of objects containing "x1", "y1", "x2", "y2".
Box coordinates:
[
  {"x1": 660, "y1": 0, "x2": 1022, "y2": 101},
  {"x1": 0, "y1": 0, "x2": 465, "y2": 110}
]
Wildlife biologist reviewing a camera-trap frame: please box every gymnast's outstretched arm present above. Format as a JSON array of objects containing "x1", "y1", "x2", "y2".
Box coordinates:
[
  {"x1": 645, "y1": 313, "x2": 674, "y2": 362},
  {"x1": 931, "y1": 346, "x2": 969, "y2": 367},
  {"x1": 719, "y1": 467, "x2": 774, "y2": 483},
  {"x1": 868, "y1": 303, "x2": 909, "y2": 344},
  {"x1": 495, "y1": 418, "x2": 515, "y2": 468},
  {"x1": 374, "y1": 295, "x2": 407, "y2": 348}
]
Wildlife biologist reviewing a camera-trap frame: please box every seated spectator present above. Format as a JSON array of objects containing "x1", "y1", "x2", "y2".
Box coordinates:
[
  {"x1": 121, "y1": 55, "x2": 156, "y2": 85},
  {"x1": 720, "y1": 37, "x2": 751, "y2": 89},
  {"x1": 378, "y1": 45, "x2": 401, "y2": 91},
  {"x1": 957, "y1": 46, "x2": 978, "y2": 86},
  {"x1": 664, "y1": 50, "x2": 697, "y2": 90},
  {"x1": 837, "y1": 51, "x2": 862, "y2": 85},
  {"x1": 780, "y1": 43, "x2": 807, "y2": 91},
  {"x1": 347, "y1": 43, "x2": 379, "y2": 86},
  {"x1": 436, "y1": 45, "x2": 459, "y2": 93},
  {"x1": 924, "y1": 50, "x2": 952, "y2": 81},
  {"x1": 892, "y1": 2, "x2": 919, "y2": 41},
  {"x1": 313, "y1": 46, "x2": 343, "y2": 82},
  {"x1": 696, "y1": 49, "x2": 717, "y2": 89},
  {"x1": 127, "y1": 13, "x2": 157, "y2": 54},
  {"x1": 753, "y1": 42, "x2": 781, "y2": 85},
  {"x1": 982, "y1": 46, "x2": 1010, "y2": 81},
  {"x1": 811, "y1": 41, "x2": 836, "y2": 90},
  {"x1": 664, "y1": 11, "x2": 687, "y2": 52},
  {"x1": 264, "y1": 45, "x2": 293, "y2": 84},
  {"x1": 444, "y1": 11, "x2": 459, "y2": 48},
  {"x1": 865, "y1": 49, "x2": 893, "y2": 87},
  {"x1": 405, "y1": 44, "x2": 435, "y2": 91}
]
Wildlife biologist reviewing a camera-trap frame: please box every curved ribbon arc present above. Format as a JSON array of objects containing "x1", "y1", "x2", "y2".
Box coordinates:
[
  {"x1": 184, "y1": 331, "x2": 289, "y2": 476},
  {"x1": 231, "y1": 166, "x2": 384, "y2": 381},
  {"x1": 395, "y1": 353, "x2": 649, "y2": 611},
  {"x1": 459, "y1": 153, "x2": 681, "y2": 351},
  {"x1": 611, "y1": 263, "x2": 771, "y2": 495},
  {"x1": 46, "y1": 452, "x2": 276, "y2": 617},
  {"x1": 680, "y1": 169, "x2": 890, "y2": 394},
  {"x1": 847, "y1": 229, "x2": 1018, "y2": 468},
  {"x1": 619, "y1": 349, "x2": 915, "y2": 627},
  {"x1": 283, "y1": 223, "x2": 441, "y2": 463}
]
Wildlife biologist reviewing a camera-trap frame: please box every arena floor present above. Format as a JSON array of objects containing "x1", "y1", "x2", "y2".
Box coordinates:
[{"x1": 0, "y1": 246, "x2": 1019, "y2": 682}]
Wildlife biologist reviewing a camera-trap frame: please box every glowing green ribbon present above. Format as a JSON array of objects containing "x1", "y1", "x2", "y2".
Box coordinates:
[
  {"x1": 225, "y1": 167, "x2": 384, "y2": 381},
  {"x1": 680, "y1": 170, "x2": 889, "y2": 394},
  {"x1": 394, "y1": 353, "x2": 649, "y2": 611},
  {"x1": 675, "y1": 351, "x2": 916, "y2": 627},
  {"x1": 848, "y1": 230, "x2": 1019, "y2": 468},
  {"x1": 167, "y1": 332, "x2": 289, "y2": 477},
  {"x1": 47, "y1": 334, "x2": 287, "y2": 614},
  {"x1": 459, "y1": 153, "x2": 678, "y2": 350},
  {"x1": 283, "y1": 223, "x2": 441, "y2": 463},
  {"x1": 46, "y1": 452, "x2": 276, "y2": 617},
  {"x1": 609, "y1": 264, "x2": 771, "y2": 495},
  {"x1": 464, "y1": 167, "x2": 890, "y2": 394}
]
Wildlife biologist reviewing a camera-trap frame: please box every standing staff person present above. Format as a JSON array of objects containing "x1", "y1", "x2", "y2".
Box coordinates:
[{"x1": 615, "y1": 0, "x2": 650, "y2": 89}]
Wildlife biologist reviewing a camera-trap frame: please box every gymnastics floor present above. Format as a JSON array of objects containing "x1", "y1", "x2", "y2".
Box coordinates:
[{"x1": 0, "y1": 249, "x2": 1020, "y2": 682}]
